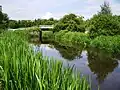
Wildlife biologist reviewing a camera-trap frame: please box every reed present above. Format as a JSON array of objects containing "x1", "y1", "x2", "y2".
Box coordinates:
[{"x1": 0, "y1": 30, "x2": 90, "y2": 90}]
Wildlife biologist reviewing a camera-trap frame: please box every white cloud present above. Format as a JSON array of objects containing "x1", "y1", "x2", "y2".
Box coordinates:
[
  {"x1": 42, "y1": 12, "x2": 53, "y2": 19},
  {"x1": 1, "y1": 0, "x2": 120, "y2": 20}
]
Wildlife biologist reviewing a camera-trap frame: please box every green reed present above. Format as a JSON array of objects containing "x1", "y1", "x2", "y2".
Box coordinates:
[{"x1": 0, "y1": 30, "x2": 90, "y2": 90}]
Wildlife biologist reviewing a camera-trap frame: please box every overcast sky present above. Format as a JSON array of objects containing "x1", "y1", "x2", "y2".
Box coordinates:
[{"x1": 1, "y1": 0, "x2": 120, "y2": 20}]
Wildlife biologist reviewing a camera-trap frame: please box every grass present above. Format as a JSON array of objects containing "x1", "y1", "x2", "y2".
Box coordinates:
[
  {"x1": 35, "y1": 29, "x2": 120, "y2": 54},
  {"x1": 54, "y1": 30, "x2": 90, "y2": 48},
  {"x1": 90, "y1": 35, "x2": 120, "y2": 53},
  {"x1": 0, "y1": 30, "x2": 90, "y2": 90},
  {"x1": 41, "y1": 30, "x2": 90, "y2": 48}
]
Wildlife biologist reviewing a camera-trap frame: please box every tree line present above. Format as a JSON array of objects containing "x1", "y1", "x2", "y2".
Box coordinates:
[
  {"x1": 9, "y1": 18, "x2": 58, "y2": 29},
  {"x1": 1, "y1": 1, "x2": 120, "y2": 38}
]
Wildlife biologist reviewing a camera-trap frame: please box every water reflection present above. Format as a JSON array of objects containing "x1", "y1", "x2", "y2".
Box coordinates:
[
  {"x1": 52, "y1": 43, "x2": 83, "y2": 60},
  {"x1": 29, "y1": 38, "x2": 120, "y2": 90},
  {"x1": 29, "y1": 38, "x2": 84, "y2": 60},
  {"x1": 87, "y1": 48, "x2": 118, "y2": 84}
]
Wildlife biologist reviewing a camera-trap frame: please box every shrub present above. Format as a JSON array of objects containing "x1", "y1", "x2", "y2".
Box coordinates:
[
  {"x1": 87, "y1": 14, "x2": 120, "y2": 38},
  {"x1": 55, "y1": 30, "x2": 90, "y2": 47},
  {"x1": 54, "y1": 14, "x2": 85, "y2": 32},
  {"x1": 42, "y1": 31, "x2": 54, "y2": 41}
]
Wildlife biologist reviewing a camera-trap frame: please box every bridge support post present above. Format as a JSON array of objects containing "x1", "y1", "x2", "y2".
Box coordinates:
[{"x1": 39, "y1": 30, "x2": 42, "y2": 42}]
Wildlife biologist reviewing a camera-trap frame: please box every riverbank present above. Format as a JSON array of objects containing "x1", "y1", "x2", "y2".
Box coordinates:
[
  {"x1": 41, "y1": 30, "x2": 120, "y2": 54},
  {"x1": 0, "y1": 30, "x2": 90, "y2": 90}
]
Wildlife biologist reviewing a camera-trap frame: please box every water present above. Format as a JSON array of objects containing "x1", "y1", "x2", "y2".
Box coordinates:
[{"x1": 31, "y1": 41, "x2": 120, "y2": 90}]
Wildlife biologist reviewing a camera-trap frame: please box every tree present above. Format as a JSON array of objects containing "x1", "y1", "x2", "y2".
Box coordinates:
[
  {"x1": 0, "y1": 11, "x2": 3, "y2": 23},
  {"x1": 0, "y1": 11, "x2": 9, "y2": 31},
  {"x1": 87, "y1": 14, "x2": 120, "y2": 38},
  {"x1": 99, "y1": 1, "x2": 112, "y2": 15},
  {"x1": 54, "y1": 13, "x2": 85, "y2": 32},
  {"x1": 86, "y1": 1, "x2": 120, "y2": 38}
]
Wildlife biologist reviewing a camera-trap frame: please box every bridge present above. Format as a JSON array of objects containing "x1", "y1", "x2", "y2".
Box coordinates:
[
  {"x1": 40, "y1": 25, "x2": 54, "y2": 30},
  {"x1": 39, "y1": 25, "x2": 54, "y2": 42}
]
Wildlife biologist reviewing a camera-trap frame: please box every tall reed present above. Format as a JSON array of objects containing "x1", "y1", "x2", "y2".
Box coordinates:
[{"x1": 0, "y1": 30, "x2": 90, "y2": 90}]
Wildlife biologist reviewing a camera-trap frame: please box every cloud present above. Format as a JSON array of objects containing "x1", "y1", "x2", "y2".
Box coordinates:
[
  {"x1": 42, "y1": 12, "x2": 53, "y2": 19},
  {"x1": 1, "y1": 0, "x2": 120, "y2": 20}
]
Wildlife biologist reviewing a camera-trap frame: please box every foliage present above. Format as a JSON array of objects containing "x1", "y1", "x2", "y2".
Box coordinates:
[
  {"x1": 86, "y1": 2, "x2": 120, "y2": 38},
  {"x1": 98, "y1": 1, "x2": 112, "y2": 15},
  {"x1": 54, "y1": 14, "x2": 85, "y2": 32},
  {"x1": 9, "y1": 18, "x2": 58, "y2": 29},
  {"x1": 55, "y1": 30, "x2": 90, "y2": 47},
  {"x1": 0, "y1": 31, "x2": 90, "y2": 90},
  {"x1": 0, "y1": 11, "x2": 9, "y2": 32},
  {"x1": 89, "y1": 35, "x2": 120, "y2": 53},
  {"x1": 42, "y1": 31, "x2": 54, "y2": 41},
  {"x1": 86, "y1": 14, "x2": 120, "y2": 38}
]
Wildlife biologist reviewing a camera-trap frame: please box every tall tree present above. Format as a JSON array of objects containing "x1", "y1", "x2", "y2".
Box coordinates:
[
  {"x1": 0, "y1": 7, "x2": 9, "y2": 30},
  {"x1": 99, "y1": 1, "x2": 112, "y2": 15},
  {"x1": 0, "y1": 11, "x2": 3, "y2": 24}
]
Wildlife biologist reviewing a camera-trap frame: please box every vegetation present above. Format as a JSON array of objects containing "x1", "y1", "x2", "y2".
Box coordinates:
[
  {"x1": 54, "y1": 30, "x2": 90, "y2": 47},
  {"x1": 9, "y1": 18, "x2": 58, "y2": 29},
  {"x1": 54, "y1": 14, "x2": 85, "y2": 32},
  {"x1": 42, "y1": 31, "x2": 54, "y2": 41},
  {"x1": 86, "y1": 14, "x2": 120, "y2": 38},
  {"x1": 0, "y1": 31, "x2": 90, "y2": 90},
  {"x1": 89, "y1": 35, "x2": 120, "y2": 53},
  {"x1": 0, "y1": 11, "x2": 9, "y2": 33},
  {"x1": 1, "y1": 1, "x2": 120, "y2": 90},
  {"x1": 86, "y1": 1, "x2": 120, "y2": 38},
  {"x1": 98, "y1": 1, "x2": 112, "y2": 15}
]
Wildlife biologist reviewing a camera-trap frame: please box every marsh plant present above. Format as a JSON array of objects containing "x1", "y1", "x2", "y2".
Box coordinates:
[{"x1": 0, "y1": 30, "x2": 90, "y2": 90}]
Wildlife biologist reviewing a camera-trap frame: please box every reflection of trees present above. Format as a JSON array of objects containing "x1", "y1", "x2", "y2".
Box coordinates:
[
  {"x1": 53, "y1": 43, "x2": 83, "y2": 60},
  {"x1": 87, "y1": 48, "x2": 118, "y2": 84},
  {"x1": 29, "y1": 37, "x2": 83, "y2": 60}
]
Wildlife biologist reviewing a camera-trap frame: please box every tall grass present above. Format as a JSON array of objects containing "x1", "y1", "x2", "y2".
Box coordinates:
[
  {"x1": 54, "y1": 30, "x2": 90, "y2": 48},
  {"x1": 0, "y1": 30, "x2": 90, "y2": 90},
  {"x1": 90, "y1": 35, "x2": 120, "y2": 53}
]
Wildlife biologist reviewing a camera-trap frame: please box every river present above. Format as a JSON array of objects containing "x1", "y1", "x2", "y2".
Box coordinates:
[{"x1": 30, "y1": 40, "x2": 120, "y2": 90}]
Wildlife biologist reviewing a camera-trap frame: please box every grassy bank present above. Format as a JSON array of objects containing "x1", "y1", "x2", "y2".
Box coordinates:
[
  {"x1": 42, "y1": 30, "x2": 90, "y2": 48},
  {"x1": 42, "y1": 30, "x2": 120, "y2": 54},
  {"x1": 90, "y1": 35, "x2": 120, "y2": 53},
  {"x1": 55, "y1": 30, "x2": 90, "y2": 47},
  {"x1": 0, "y1": 30, "x2": 90, "y2": 90}
]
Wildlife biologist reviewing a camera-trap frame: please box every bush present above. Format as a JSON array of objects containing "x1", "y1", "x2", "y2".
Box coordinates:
[
  {"x1": 87, "y1": 14, "x2": 120, "y2": 38},
  {"x1": 55, "y1": 30, "x2": 90, "y2": 47},
  {"x1": 42, "y1": 31, "x2": 54, "y2": 41},
  {"x1": 54, "y1": 14, "x2": 85, "y2": 32}
]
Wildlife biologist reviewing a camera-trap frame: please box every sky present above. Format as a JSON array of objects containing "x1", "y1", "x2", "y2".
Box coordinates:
[{"x1": 1, "y1": 0, "x2": 120, "y2": 20}]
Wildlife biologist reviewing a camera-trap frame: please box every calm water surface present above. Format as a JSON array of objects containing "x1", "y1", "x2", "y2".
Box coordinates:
[{"x1": 31, "y1": 41, "x2": 120, "y2": 90}]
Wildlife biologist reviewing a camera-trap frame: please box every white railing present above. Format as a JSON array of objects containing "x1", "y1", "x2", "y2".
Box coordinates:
[{"x1": 40, "y1": 25, "x2": 54, "y2": 29}]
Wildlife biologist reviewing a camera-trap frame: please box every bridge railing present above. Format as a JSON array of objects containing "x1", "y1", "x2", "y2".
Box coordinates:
[{"x1": 40, "y1": 25, "x2": 54, "y2": 29}]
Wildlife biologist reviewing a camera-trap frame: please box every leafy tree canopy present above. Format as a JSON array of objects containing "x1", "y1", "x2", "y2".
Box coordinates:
[
  {"x1": 98, "y1": 1, "x2": 112, "y2": 15},
  {"x1": 54, "y1": 13, "x2": 85, "y2": 32}
]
